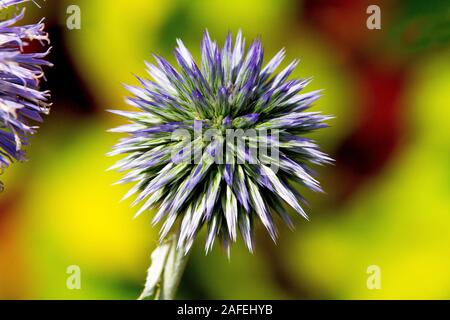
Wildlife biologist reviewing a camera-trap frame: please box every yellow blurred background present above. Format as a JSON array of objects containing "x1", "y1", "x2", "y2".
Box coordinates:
[{"x1": 0, "y1": 0, "x2": 449, "y2": 299}]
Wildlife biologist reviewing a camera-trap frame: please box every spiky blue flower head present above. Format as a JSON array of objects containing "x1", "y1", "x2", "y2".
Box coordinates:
[
  {"x1": 110, "y1": 30, "x2": 332, "y2": 254},
  {"x1": 0, "y1": 0, "x2": 51, "y2": 187}
]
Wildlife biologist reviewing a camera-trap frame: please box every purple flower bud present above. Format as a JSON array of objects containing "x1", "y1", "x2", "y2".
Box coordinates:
[
  {"x1": 0, "y1": 0, "x2": 51, "y2": 188},
  {"x1": 109, "y1": 30, "x2": 332, "y2": 255}
]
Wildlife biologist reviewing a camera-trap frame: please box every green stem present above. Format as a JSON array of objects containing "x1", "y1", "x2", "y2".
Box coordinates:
[
  {"x1": 158, "y1": 235, "x2": 190, "y2": 300},
  {"x1": 138, "y1": 233, "x2": 190, "y2": 300}
]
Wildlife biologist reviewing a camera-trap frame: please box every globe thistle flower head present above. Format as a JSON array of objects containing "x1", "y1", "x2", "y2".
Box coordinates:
[
  {"x1": 110, "y1": 30, "x2": 332, "y2": 255},
  {"x1": 0, "y1": 0, "x2": 52, "y2": 186}
]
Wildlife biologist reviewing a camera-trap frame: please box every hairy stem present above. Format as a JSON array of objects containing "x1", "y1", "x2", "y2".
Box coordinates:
[
  {"x1": 158, "y1": 235, "x2": 190, "y2": 300},
  {"x1": 138, "y1": 233, "x2": 190, "y2": 300}
]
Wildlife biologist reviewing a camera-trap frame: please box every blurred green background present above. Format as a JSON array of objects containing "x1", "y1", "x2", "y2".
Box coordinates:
[{"x1": 1, "y1": 0, "x2": 449, "y2": 299}]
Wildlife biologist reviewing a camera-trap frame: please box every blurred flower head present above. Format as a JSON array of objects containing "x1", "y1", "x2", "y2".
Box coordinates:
[
  {"x1": 0, "y1": 0, "x2": 52, "y2": 187},
  {"x1": 110, "y1": 30, "x2": 332, "y2": 254}
]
